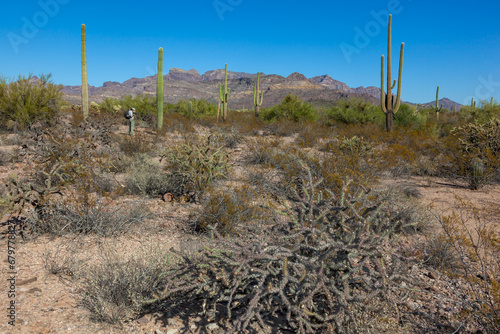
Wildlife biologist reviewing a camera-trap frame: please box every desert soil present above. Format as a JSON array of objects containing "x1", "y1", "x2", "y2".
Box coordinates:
[{"x1": 0, "y1": 133, "x2": 499, "y2": 333}]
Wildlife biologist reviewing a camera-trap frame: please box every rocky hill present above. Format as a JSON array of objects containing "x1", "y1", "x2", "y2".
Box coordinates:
[{"x1": 61, "y1": 68, "x2": 460, "y2": 110}]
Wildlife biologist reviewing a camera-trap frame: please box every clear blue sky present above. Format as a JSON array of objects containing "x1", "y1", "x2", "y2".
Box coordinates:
[{"x1": 1, "y1": 0, "x2": 499, "y2": 105}]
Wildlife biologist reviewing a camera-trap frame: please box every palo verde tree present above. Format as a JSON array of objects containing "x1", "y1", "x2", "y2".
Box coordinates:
[{"x1": 380, "y1": 14, "x2": 404, "y2": 132}]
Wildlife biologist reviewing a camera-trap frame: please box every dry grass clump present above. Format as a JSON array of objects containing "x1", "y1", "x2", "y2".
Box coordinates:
[{"x1": 79, "y1": 244, "x2": 176, "y2": 323}]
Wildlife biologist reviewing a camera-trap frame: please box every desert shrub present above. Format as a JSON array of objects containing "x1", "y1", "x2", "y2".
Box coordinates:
[
  {"x1": 245, "y1": 137, "x2": 281, "y2": 166},
  {"x1": 161, "y1": 134, "x2": 231, "y2": 200},
  {"x1": 153, "y1": 169, "x2": 415, "y2": 333},
  {"x1": 159, "y1": 111, "x2": 195, "y2": 134},
  {"x1": 171, "y1": 98, "x2": 217, "y2": 118},
  {"x1": 124, "y1": 154, "x2": 172, "y2": 197},
  {"x1": 194, "y1": 186, "x2": 265, "y2": 236},
  {"x1": 211, "y1": 126, "x2": 243, "y2": 149},
  {"x1": 449, "y1": 119, "x2": 500, "y2": 188},
  {"x1": 118, "y1": 132, "x2": 156, "y2": 157},
  {"x1": 419, "y1": 233, "x2": 461, "y2": 271},
  {"x1": 393, "y1": 103, "x2": 428, "y2": 129},
  {"x1": 260, "y1": 94, "x2": 318, "y2": 122},
  {"x1": 98, "y1": 97, "x2": 122, "y2": 114},
  {"x1": 460, "y1": 100, "x2": 500, "y2": 124},
  {"x1": 294, "y1": 122, "x2": 331, "y2": 148},
  {"x1": 321, "y1": 98, "x2": 383, "y2": 126},
  {"x1": 438, "y1": 198, "x2": 500, "y2": 333},
  {"x1": 0, "y1": 74, "x2": 63, "y2": 129},
  {"x1": 80, "y1": 244, "x2": 175, "y2": 323}
]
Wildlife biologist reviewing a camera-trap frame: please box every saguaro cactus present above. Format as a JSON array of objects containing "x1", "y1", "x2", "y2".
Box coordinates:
[
  {"x1": 157, "y1": 47, "x2": 164, "y2": 130},
  {"x1": 81, "y1": 24, "x2": 89, "y2": 120},
  {"x1": 253, "y1": 72, "x2": 264, "y2": 117},
  {"x1": 218, "y1": 63, "x2": 230, "y2": 122},
  {"x1": 380, "y1": 14, "x2": 404, "y2": 132},
  {"x1": 189, "y1": 100, "x2": 193, "y2": 121},
  {"x1": 433, "y1": 86, "x2": 443, "y2": 119}
]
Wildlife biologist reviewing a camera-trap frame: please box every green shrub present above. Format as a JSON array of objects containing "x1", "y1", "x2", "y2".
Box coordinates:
[
  {"x1": 393, "y1": 103, "x2": 428, "y2": 129},
  {"x1": 260, "y1": 94, "x2": 318, "y2": 122},
  {"x1": 321, "y1": 98, "x2": 384, "y2": 126},
  {"x1": 0, "y1": 74, "x2": 63, "y2": 129},
  {"x1": 170, "y1": 98, "x2": 217, "y2": 118}
]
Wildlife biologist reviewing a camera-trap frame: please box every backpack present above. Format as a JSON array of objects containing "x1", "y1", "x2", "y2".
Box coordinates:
[{"x1": 124, "y1": 109, "x2": 133, "y2": 119}]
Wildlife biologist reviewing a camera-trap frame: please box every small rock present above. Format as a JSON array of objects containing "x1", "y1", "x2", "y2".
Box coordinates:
[
  {"x1": 427, "y1": 271, "x2": 437, "y2": 280},
  {"x1": 166, "y1": 329, "x2": 178, "y2": 334},
  {"x1": 206, "y1": 323, "x2": 219, "y2": 331},
  {"x1": 162, "y1": 193, "x2": 174, "y2": 202},
  {"x1": 167, "y1": 318, "x2": 178, "y2": 326},
  {"x1": 136, "y1": 315, "x2": 149, "y2": 324},
  {"x1": 155, "y1": 329, "x2": 165, "y2": 334},
  {"x1": 17, "y1": 276, "x2": 37, "y2": 286}
]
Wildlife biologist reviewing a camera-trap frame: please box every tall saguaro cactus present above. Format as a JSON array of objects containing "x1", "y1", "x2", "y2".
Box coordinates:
[
  {"x1": 381, "y1": 14, "x2": 404, "y2": 132},
  {"x1": 434, "y1": 86, "x2": 443, "y2": 119},
  {"x1": 157, "y1": 47, "x2": 164, "y2": 130},
  {"x1": 218, "y1": 63, "x2": 230, "y2": 122},
  {"x1": 81, "y1": 24, "x2": 89, "y2": 120},
  {"x1": 253, "y1": 72, "x2": 264, "y2": 117}
]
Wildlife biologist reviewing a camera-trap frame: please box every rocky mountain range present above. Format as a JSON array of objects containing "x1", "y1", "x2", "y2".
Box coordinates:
[{"x1": 61, "y1": 68, "x2": 461, "y2": 110}]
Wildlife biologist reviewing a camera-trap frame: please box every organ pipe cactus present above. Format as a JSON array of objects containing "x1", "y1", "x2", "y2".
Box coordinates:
[
  {"x1": 218, "y1": 63, "x2": 230, "y2": 122},
  {"x1": 81, "y1": 24, "x2": 89, "y2": 120},
  {"x1": 157, "y1": 47, "x2": 164, "y2": 130},
  {"x1": 380, "y1": 14, "x2": 404, "y2": 132},
  {"x1": 253, "y1": 72, "x2": 264, "y2": 117}
]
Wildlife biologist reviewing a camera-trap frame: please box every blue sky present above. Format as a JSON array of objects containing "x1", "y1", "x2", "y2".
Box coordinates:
[{"x1": 1, "y1": 0, "x2": 499, "y2": 105}]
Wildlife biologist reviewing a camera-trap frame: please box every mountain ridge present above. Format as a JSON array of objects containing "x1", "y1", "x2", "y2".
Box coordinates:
[{"x1": 60, "y1": 68, "x2": 462, "y2": 110}]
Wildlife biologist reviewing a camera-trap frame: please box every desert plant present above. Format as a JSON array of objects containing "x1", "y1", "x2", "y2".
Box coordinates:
[
  {"x1": 194, "y1": 186, "x2": 265, "y2": 236},
  {"x1": 157, "y1": 47, "x2": 164, "y2": 129},
  {"x1": 260, "y1": 94, "x2": 318, "y2": 123},
  {"x1": 253, "y1": 72, "x2": 264, "y2": 117},
  {"x1": 438, "y1": 197, "x2": 500, "y2": 333},
  {"x1": 380, "y1": 14, "x2": 405, "y2": 132},
  {"x1": 450, "y1": 118, "x2": 500, "y2": 188},
  {"x1": 0, "y1": 74, "x2": 63, "y2": 129},
  {"x1": 81, "y1": 24, "x2": 89, "y2": 119},
  {"x1": 433, "y1": 86, "x2": 443, "y2": 119},
  {"x1": 321, "y1": 98, "x2": 384, "y2": 126},
  {"x1": 153, "y1": 166, "x2": 415, "y2": 333},
  {"x1": 161, "y1": 134, "x2": 231, "y2": 200},
  {"x1": 218, "y1": 63, "x2": 230, "y2": 122},
  {"x1": 80, "y1": 244, "x2": 175, "y2": 323}
]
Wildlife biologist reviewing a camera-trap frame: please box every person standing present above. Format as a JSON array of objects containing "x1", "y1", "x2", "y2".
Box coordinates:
[{"x1": 126, "y1": 107, "x2": 136, "y2": 135}]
